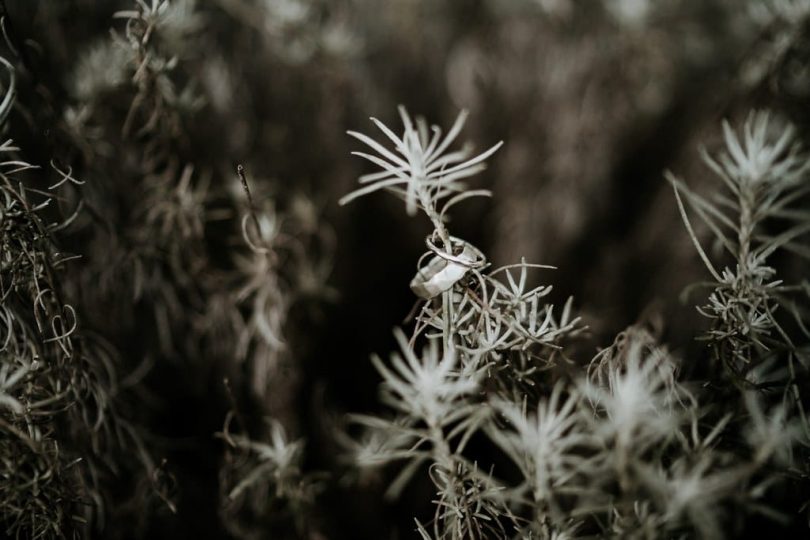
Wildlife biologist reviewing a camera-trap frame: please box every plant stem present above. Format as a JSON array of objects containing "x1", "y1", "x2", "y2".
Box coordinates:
[
  {"x1": 738, "y1": 184, "x2": 754, "y2": 273},
  {"x1": 419, "y1": 187, "x2": 452, "y2": 252}
]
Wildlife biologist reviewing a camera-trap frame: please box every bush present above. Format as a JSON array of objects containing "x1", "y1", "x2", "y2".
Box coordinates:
[{"x1": 1, "y1": 1, "x2": 809, "y2": 538}]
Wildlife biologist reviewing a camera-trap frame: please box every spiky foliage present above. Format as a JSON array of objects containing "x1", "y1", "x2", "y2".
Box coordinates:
[
  {"x1": 340, "y1": 108, "x2": 579, "y2": 538},
  {"x1": 215, "y1": 166, "x2": 332, "y2": 539},
  {"x1": 669, "y1": 109, "x2": 810, "y2": 531},
  {"x1": 341, "y1": 107, "x2": 810, "y2": 540},
  {"x1": 4, "y1": 1, "x2": 810, "y2": 538},
  {"x1": 2, "y1": 1, "x2": 334, "y2": 537},
  {"x1": 218, "y1": 412, "x2": 324, "y2": 539},
  {"x1": 0, "y1": 63, "x2": 165, "y2": 537},
  {"x1": 669, "y1": 111, "x2": 810, "y2": 383}
]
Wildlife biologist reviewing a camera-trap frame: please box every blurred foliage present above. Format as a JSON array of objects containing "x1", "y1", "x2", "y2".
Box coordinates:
[{"x1": 0, "y1": 0, "x2": 808, "y2": 538}]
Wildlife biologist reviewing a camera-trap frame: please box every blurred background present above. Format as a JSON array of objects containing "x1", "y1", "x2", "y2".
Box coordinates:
[{"x1": 4, "y1": 0, "x2": 810, "y2": 538}]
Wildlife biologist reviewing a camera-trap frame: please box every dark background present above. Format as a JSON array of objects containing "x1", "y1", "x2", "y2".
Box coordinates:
[{"x1": 3, "y1": 0, "x2": 810, "y2": 538}]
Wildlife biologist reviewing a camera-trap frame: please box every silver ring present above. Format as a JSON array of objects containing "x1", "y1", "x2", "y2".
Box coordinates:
[
  {"x1": 410, "y1": 237, "x2": 487, "y2": 299},
  {"x1": 424, "y1": 234, "x2": 487, "y2": 269}
]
